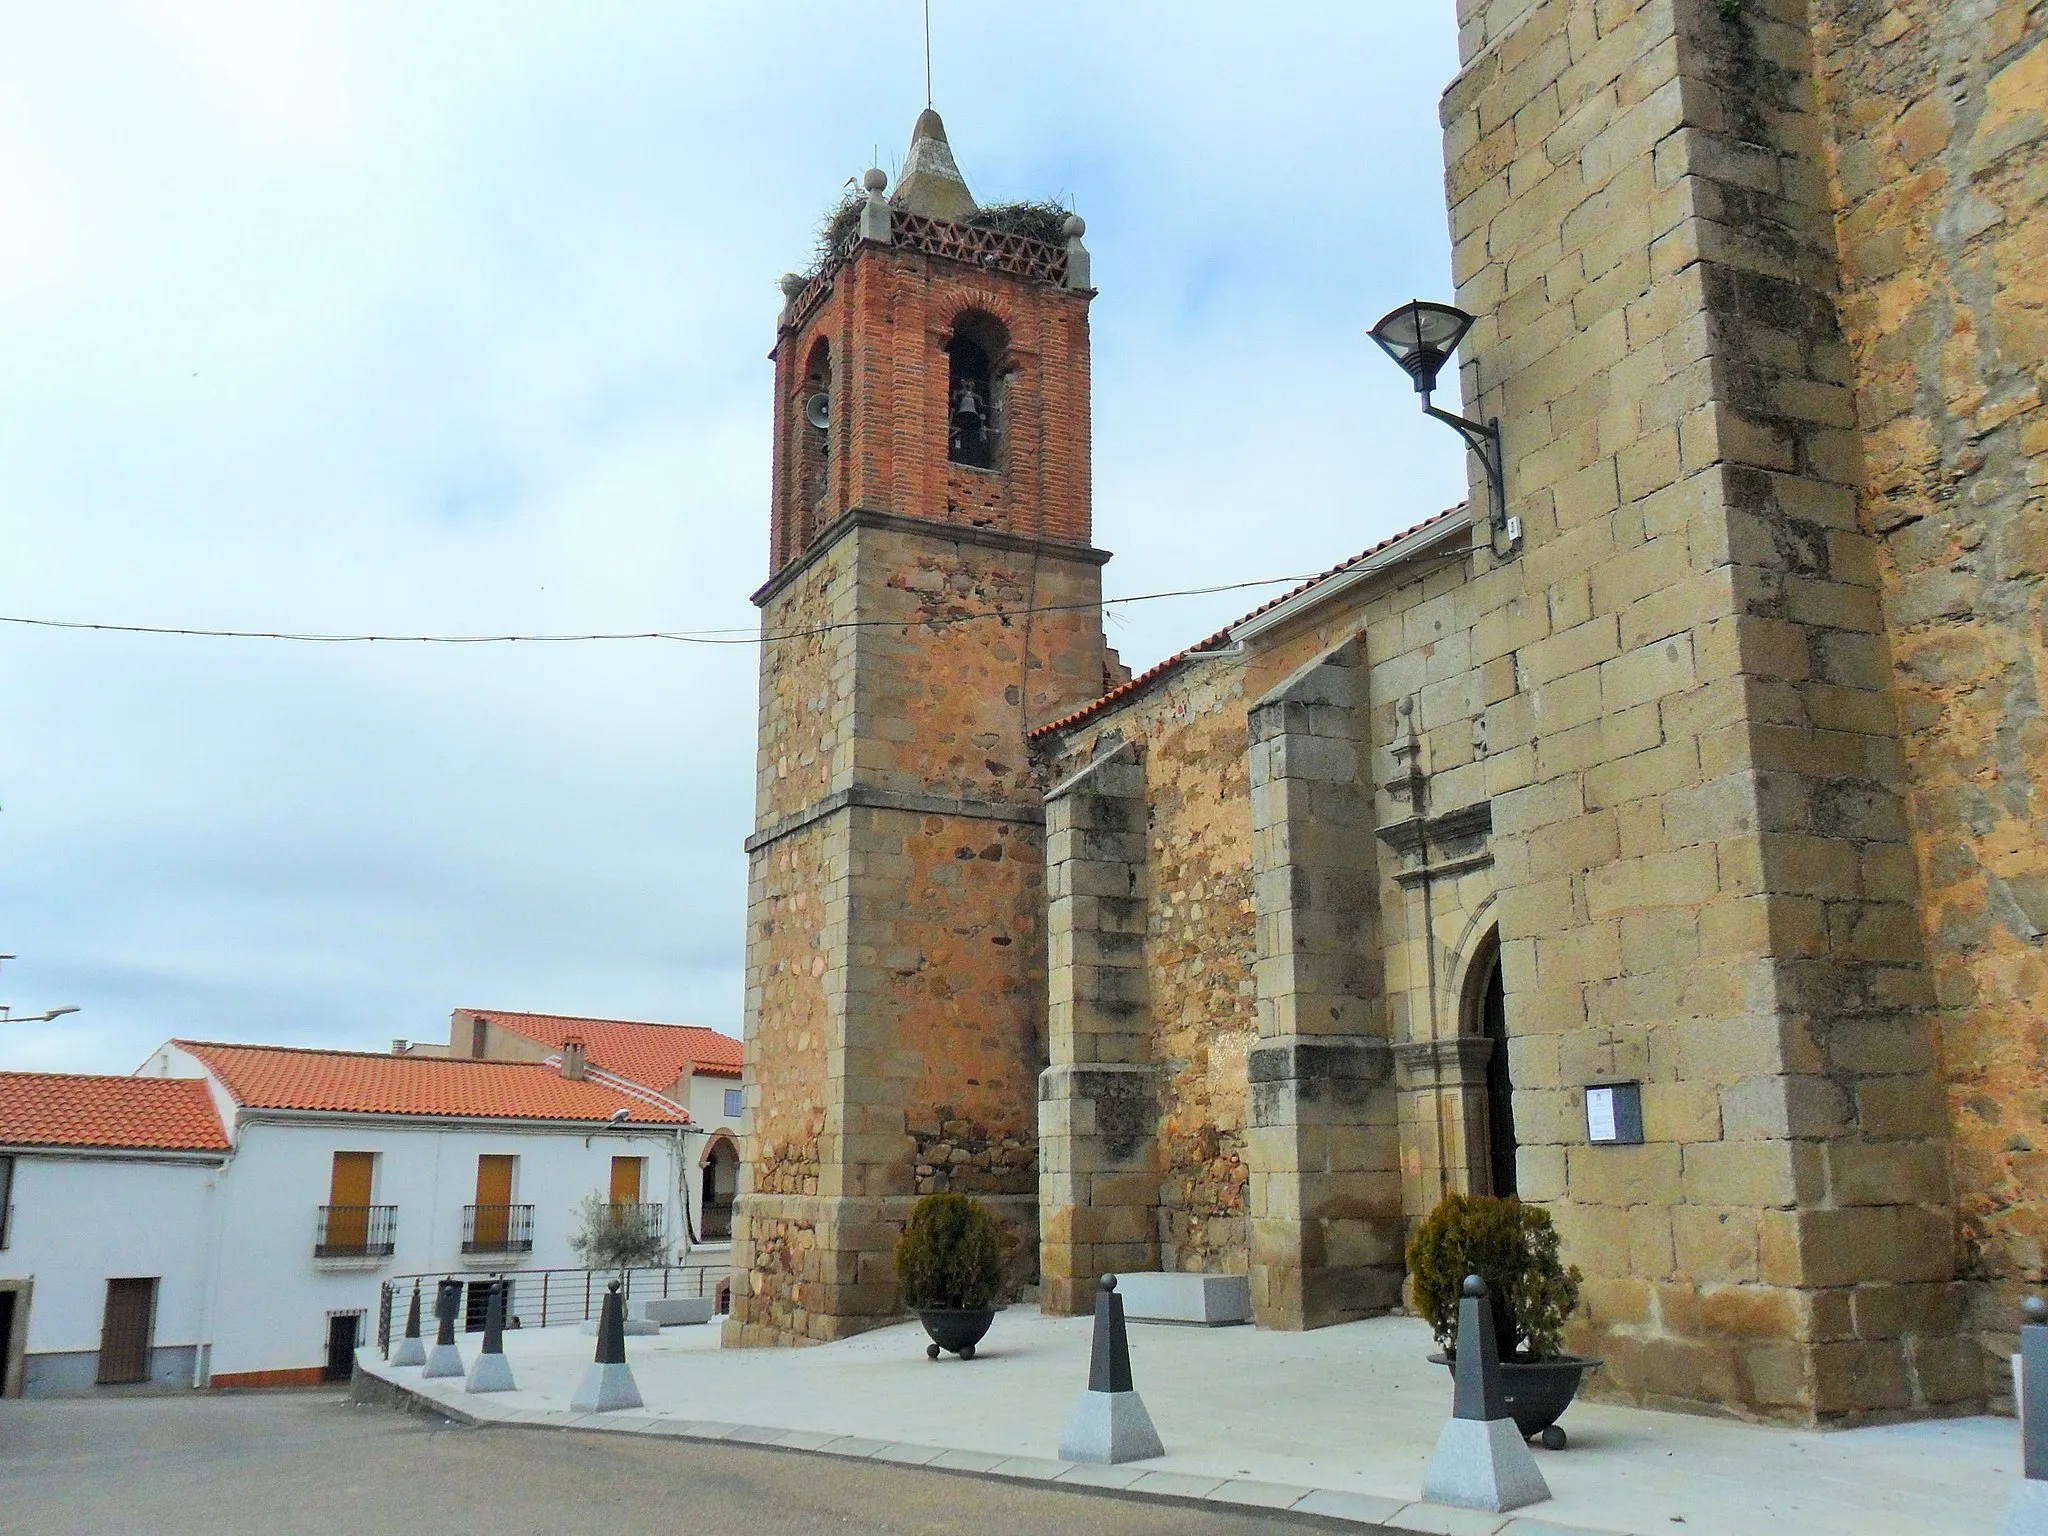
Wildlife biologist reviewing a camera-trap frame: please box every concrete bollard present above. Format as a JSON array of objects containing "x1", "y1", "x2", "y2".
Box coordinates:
[
  {"x1": 1420, "y1": 1275, "x2": 1550, "y2": 1514},
  {"x1": 464, "y1": 1284, "x2": 516, "y2": 1394},
  {"x1": 1058, "y1": 1274, "x2": 1164, "y2": 1465},
  {"x1": 421, "y1": 1277, "x2": 466, "y2": 1379},
  {"x1": 2001, "y1": 1296, "x2": 2048, "y2": 1535},
  {"x1": 569, "y1": 1280, "x2": 643, "y2": 1413},
  {"x1": 391, "y1": 1281, "x2": 427, "y2": 1368}
]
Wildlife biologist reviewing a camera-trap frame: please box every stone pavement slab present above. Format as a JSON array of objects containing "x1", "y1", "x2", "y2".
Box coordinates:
[{"x1": 356, "y1": 1304, "x2": 2018, "y2": 1536}]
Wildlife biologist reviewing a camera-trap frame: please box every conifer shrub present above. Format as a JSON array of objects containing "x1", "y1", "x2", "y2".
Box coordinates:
[
  {"x1": 894, "y1": 1192, "x2": 1009, "y2": 1311},
  {"x1": 1406, "y1": 1192, "x2": 1583, "y2": 1360}
]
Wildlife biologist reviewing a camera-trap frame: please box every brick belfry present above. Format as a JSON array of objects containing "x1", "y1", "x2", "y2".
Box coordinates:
[{"x1": 726, "y1": 110, "x2": 1109, "y2": 1345}]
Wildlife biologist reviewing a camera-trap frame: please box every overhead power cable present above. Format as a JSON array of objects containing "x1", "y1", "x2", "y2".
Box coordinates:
[{"x1": 0, "y1": 573, "x2": 1322, "y2": 648}]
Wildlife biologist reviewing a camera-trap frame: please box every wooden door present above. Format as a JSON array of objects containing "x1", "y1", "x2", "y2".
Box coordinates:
[
  {"x1": 609, "y1": 1156, "x2": 642, "y2": 1204},
  {"x1": 97, "y1": 1277, "x2": 156, "y2": 1385},
  {"x1": 328, "y1": 1151, "x2": 375, "y2": 1251},
  {"x1": 474, "y1": 1155, "x2": 514, "y2": 1247}
]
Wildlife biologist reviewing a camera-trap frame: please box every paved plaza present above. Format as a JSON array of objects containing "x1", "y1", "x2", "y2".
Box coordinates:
[
  {"x1": 359, "y1": 1306, "x2": 2019, "y2": 1536},
  {"x1": 0, "y1": 1388, "x2": 1319, "y2": 1536}
]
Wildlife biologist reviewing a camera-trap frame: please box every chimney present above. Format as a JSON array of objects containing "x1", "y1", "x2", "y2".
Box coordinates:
[
  {"x1": 560, "y1": 1037, "x2": 588, "y2": 1080},
  {"x1": 391, "y1": 1039, "x2": 409, "y2": 1056}
]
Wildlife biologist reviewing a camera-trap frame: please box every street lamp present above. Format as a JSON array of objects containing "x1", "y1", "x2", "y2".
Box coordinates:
[
  {"x1": 0, "y1": 957, "x2": 81, "y2": 1023},
  {"x1": 0, "y1": 1004, "x2": 80, "y2": 1023},
  {"x1": 1369, "y1": 300, "x2": 1512, "y2": 550}
]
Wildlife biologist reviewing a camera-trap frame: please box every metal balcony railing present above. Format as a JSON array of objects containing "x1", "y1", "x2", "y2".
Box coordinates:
[
  {"x1": 601, "y1": 1202, "x2": 664, "y2": 1243},
  {"x1": 461, "y1": 1203, "x2": 535, "y2": 1255},
  {"x1": 315, "y1": 1204, "x2": 397, "y2": 1259},
  {"x1": 700, "y1": 1202, "x2": 733, "y2": 1242}
]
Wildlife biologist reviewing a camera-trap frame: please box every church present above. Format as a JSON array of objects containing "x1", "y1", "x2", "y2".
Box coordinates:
[{"x1": 727, "y1": 0, "x2": 2047, "y2": 1431}]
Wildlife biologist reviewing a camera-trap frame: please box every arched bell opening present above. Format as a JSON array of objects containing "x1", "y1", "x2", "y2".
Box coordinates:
[
  {"x1": 796, "y1": 336, "x2": 832, "y2": 545},
  {"x1": 945, "y1": 311, "x2": 1008, "y2": 470}
]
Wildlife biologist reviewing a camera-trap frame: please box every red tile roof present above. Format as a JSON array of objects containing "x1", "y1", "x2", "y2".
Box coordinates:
[
  {"x1": 1030, "y1": 506, "x2": 1470, "y2": 742},
  {"x1": 465, "y1": 1010, "x2": 743, "y2": 1085},
  {"x1": 0, "y1": 1072, "x2": 230, "y2": 1153},
  {"x1": 174, "y1": 1041, "x2": 687, "y2": 1124}
]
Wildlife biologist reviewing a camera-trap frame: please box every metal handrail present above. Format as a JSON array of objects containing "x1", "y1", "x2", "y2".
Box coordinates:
[
  {"x1": 461, "y1": 1203, "x2": 535, "y2": 1254},
  {"x1": 374, "y1": 1261, "x2": 728, "y2": 1356},
  {"x1": 315, "y1": 1204, "x2": 397, "y2": 1259}
]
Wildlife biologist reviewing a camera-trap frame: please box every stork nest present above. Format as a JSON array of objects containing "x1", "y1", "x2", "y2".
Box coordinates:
[{"x1": 803, "y1": 196, "x2": 1073, "y2": 281}]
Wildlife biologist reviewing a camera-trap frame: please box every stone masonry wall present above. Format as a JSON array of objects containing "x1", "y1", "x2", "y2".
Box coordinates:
[
  {"x1": 1037, "y1": 538, "x2": 1484, "y2": 1299},
  {"x1": 1809, "y1": 0, "x2": 2047, "y2": 1396},
  {"x1": 853, "y1": 524, "x2": 1107, "y2": 803},
  {"x1": 1441, "y1": 0, "x2": 1975, "y2": 1421},
  {"x1": 1040, "y1": 622, "x2": 1340, "y2": 1290}
]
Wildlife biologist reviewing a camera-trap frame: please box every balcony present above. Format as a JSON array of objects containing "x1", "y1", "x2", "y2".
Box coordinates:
[
  {"x1": 601, "y1": 1202, "x2": 664, "y2": 1243},
  {"x1": 462, "y1": 1203, "x2": 535, "y2": 1256},
  {"x1": 314, "y1": 1204, "x2": 397, "y2": 1260},
  {"x1": 700, "y1": 1202, "x2": 733, "y2": 1242}
]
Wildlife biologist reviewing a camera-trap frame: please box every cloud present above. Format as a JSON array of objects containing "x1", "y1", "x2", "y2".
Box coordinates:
[{"x1": 0, "y1": 2, "x2": 1466, "y2": 1074}]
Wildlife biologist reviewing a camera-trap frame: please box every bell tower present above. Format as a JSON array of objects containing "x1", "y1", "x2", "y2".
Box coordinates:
[{"x1": 730, "y1": 110, "x2": 1110, "y2": 1345}]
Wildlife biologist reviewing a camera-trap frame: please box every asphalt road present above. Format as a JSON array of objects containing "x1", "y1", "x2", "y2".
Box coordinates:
[{"x1": 0, "y1": 1388, "x2": 1352, "y2": 1536}]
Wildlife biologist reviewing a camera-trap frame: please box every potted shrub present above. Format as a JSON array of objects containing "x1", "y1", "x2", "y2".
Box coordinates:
[
  {"x1": 1407, "y1": 1191, "x2": 1597, "y2": 1448},
  {"x1": 895, "y1": 1192, "x2": 1009, "y2": 1360}
]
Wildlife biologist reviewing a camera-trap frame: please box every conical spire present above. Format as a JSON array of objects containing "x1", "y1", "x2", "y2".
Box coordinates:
[{"x1": 891, "y1": 108, "x2": 976, "y2": 221}]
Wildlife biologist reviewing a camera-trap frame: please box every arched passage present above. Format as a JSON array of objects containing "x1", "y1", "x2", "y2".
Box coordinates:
[{"x1": 699, "y1": 1132, "x2": 739, "y2": 1242}]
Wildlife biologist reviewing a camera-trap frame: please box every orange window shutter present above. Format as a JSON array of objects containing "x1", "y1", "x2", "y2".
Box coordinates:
[
  {"x1": 609, "y1": 1156, "x2": 642, "y2": 1203},
  {"x1": 475, "y1": 1155, "x2": 514, "y2": 1206},
  {"x1": 329, "y1": 1151, "x2": 374, "y2": 1206},
  {"x1": 328, "y1": 1152, "x2": 374, "y2": 1251}
]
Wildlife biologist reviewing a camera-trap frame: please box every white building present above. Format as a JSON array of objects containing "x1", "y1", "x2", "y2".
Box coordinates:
[
  {"x1": 0, "y1": 1072, "x2": 230, "y2": 1396},
  {"x1": 0, "y1": 1041, "x2": 693, "y2": 1394},
  {"x1": 425, "y1": 1009, "x2": 744, "y2": 1245}
]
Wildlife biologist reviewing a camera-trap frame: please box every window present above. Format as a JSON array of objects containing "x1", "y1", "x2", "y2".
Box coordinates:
[
  {"x1": 945, "y1": 312, "x2": 1008, "y2": 470},
  {"x1": 0, "y1": 1155, "x2": 12, "y2": 1249},
  {"x1": 317, "y1": 1151, "x2": 394, "y2": 1258},
  {"x1": 722, "y1": 1088, "x2": 742, "y2": 1118},
  {"x1": 323, "y1": 1312, "x2": 363, "y2": 1382}
]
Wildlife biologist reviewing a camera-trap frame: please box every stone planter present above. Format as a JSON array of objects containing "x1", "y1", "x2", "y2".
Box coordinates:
[
  {"x1": 919, "y1": 1307, "x2": 995, "y2": 1360},
  {"x1": 1429, "y1": 1352, "x2": 1602, "y2": 1448}
]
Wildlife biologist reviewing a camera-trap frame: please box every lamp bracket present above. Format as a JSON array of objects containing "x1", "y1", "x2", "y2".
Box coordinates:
[{"x1": 1422, "y1": 395, "x2": 1511, "y2": 557}]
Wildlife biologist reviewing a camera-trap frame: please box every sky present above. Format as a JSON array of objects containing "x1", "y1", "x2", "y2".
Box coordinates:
[{"x1": 0, "y1": 2, "x2": 1469, "y2": 1075}]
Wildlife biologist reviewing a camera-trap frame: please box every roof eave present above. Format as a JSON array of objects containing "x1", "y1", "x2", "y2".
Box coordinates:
[{"x1": 1228, "y1": 505, "x2": 1473, "y2": 646}]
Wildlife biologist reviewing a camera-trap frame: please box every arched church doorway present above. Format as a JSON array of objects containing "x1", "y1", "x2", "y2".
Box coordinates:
[{"x1": 1464, "y1": 934, "x2": 1517, "y2": 1198}]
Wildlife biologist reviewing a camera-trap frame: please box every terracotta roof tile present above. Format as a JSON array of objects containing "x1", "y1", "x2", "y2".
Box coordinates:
[
  {"x1": 0, "y1": 1072, "x2": 230, "y2": 1153},
  {"x1": 175, "y1": 1041, "x2": 687, "y2": 1124},
  {"x1": 1030, "y1": 506, "x2": 1470, "y2": 742},
  {"x1": 466, "y1": 1010, "x2": 742, "y2": 1087}
]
